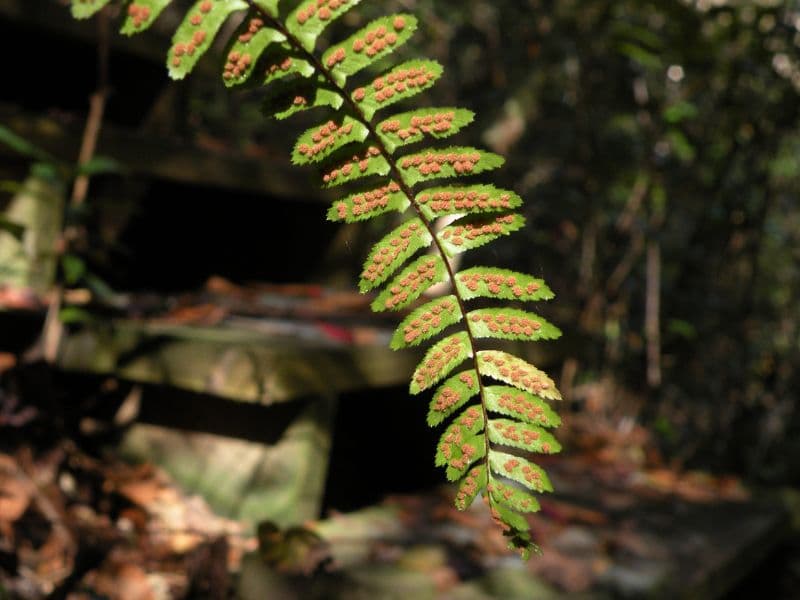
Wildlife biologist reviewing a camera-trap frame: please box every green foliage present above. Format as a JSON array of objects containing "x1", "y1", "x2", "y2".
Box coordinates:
[
  {"x1": 121, "y1": 0, "x2": 172, "y2": 34},
  {"x1": 67, "y1": 0, "x2": 564, "y2": 557},
  {"x1": 70, "y1": 0, "x2": 111, "y2": 19}
]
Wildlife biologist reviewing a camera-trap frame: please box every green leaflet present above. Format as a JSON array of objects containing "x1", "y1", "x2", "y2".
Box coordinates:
[
  {"x1": 370, "y1": 254, "x2": 446, "y2": 312},
  {"x1": 489, "y1": 481, "x2": 541, "y2": 513},
  {"x1": 398, "y1": 146, "x2": 505, "y2": 186},
  {"x1": 71, "y1": 0, "x2": 111, "y2": 19},
  {"x1": 477, "y1": 351, "x2": 561, "y2": 401},
  {"x1": 352, "y1": 60, "x2": 444, "y2": 121},
  {"x1": 427, "y1": 369, "x2": 479, "y2": 427},
  {"x1": 262, "y1": 78, "x2": 343, "y2": 119},
  {"x1": 323, "y1": 15, "x2": 419, "y2": 84},
  {"x1": 455, "y1": 465, "x2": 487, "y2": 511},
  {"x1": 488, "y1": 419, "x2": 561, "y2": 455},
  {"x1": 391, "y1": 295, "x2": 462, "y2": 350},
  {"x1": 416, "y1": 185, "x2": 522, "y2": 220},
  {"x1": 286, "y1": 0, "x2": 363, "y2": 53},
  {"x1": 293, "y1": 117, "x2": 369, "y2": 165},
  {"x1": 121, "y1": 0, "x2": 172, "y2": 34},
  {"x1": 360, "y1": 218, "x2": 431, "y2": 292},
  {"x1": 168, "y1": 0, "x2": 248, "y2": 80},
  {"x1": 222, "y1": 14, "x2": 287, "y2": 87},
  {"x1": 410, "y1": 331, "x2": 472, "y2": 394},
  {"x1": 262, "y1": 46, "x2": 315, "y2": 85},
  {"x1": 438, "y1": 213, "x2": 525, "y2": 257},
  {"x1": 467, "y1": 308, "x2": 561, "y2": 342},
  {"x1": 489, "y1": 451, "x2": 553, "y2": 494},
  {"x1": 492, "y1": 502, "x2": 531, "y2": 533},
  {"x1": 456, "y1": 267, "x2": 555, "y2": 302},
  {"x1": 377, "y1": 108, "x2": 475, "y2": 152},
  {"x1": 435, "y1": 405, "x2": 486, "y2": 481},
  {"x1": 484, "y1": 386, "x2": 561, "y2": 429},
  {"x1": 321, "y1": 149, "x2": 389, "y2": 188},
  {"x1": 326, "y1": 182, "x2": 409, "y2": 223}
]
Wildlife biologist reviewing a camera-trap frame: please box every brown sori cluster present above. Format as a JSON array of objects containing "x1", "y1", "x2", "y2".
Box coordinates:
[
  {"x1": 349, "y1": 17, "x2": 406, "y2": 58},
  {"x1": 495, "y1": 392, "x2": 552, "y2": 426},
  {"x1": 469, "y1": 311, "x2": 542, "y2": 336},
  {"x1": 440, "y1": 214, "x2": 516, "y2": 247},
  {"x1": 335, "y1": 182, "x2": 401, "y2": 220},
  {"x1": 127, "y1": 3, "x2": 152, "y2": 28},
  {"x1": 402, "y1": 298, "x2": 458, "y2": 345},
  {"x1": 418, "y1": 189, "x2": 514, "y2": 213},
  {"x1": 432, "y1": 371, "x2": 475, "y2": 412},
  {"x1": 223, "y1": 50, "x2": 254, "y2": 80},
  {"x1": 171, "y1": 1, "x2": 213, "y2": 68},
  {"x1": 400, "y1": 150, "x2": 482, "y2": 176},
  {"x1": 493, "y1": 422, "x2": 551, "y2": 453},
  {"x1": 381, "y1": 111, "x2": 455, "y2": 141},
  {"x1": 489, "y1": 482, "x2": 535, "y2": 511},
  {"x1": 455, "y1": 467, "x2": 483, "y2": 509},
  {"x1": 482, "y1": 353, "x2": 551, "y2": 395},
  {"x1": 264, "y1": 57, "x2": 293, "y2": 78},
  {"x1": 459, "y1": 272, "x2": 540, "y2": 297},
  {"x1": 238, "y1": 16, "x2": 264, "y2": 43},
  {"x1": 323, "y1": 147, "x2": 381, "y2": 183},
  {"x1": 296, "y1": 0, "x2": 350, "y2": 25},
  {"x1": 412, "y1": 332, "x2": 465, "y2": 387},
  {"x1": 353, "y1": 64, "x2": 435, "y2": 104},
  {"x1": 298, "y1": 120, "x2": 354, "y2": 159},
  {"x1": 292, "y1": 95, "x2": 308, "y2": 106},
  {"x1": 361, "y1": 221, "x2": 422, "y2": 284},
  {"x1": 385, "y1": 258, "x2": 439, "y2": 310},
  {"x1": 503, "y1": 457, "x2": 543, "y2": 487},
  {"x1": 439, "y1": 407, "x2": 482, "y2": 471}
]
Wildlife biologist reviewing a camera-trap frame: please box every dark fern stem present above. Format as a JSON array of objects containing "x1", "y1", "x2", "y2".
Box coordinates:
[{"x1": 70, "y1": 0, "x2": 563, "y2": 557}]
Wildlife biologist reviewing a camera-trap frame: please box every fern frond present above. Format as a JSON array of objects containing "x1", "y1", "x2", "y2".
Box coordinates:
[
  {"x1": 390, "y1": 295, "x2": 462, "y2": 350},
  {"x1": 67, "y1": 0, "x2": 565, "y2": 558},
  {"x1": 467, "y1": 308, "x2": 561, "y2": 342},
  {"x1": 326, "y1": 182, "x2": 409, "y2": 223},
  {"x1": 121, "y1": 1, "x2": 173, "y2": 34},
  {"x1": 359, "y1": 218, "x2": 431, "y2": 292},
  {"x1": 71, "y1": 0, "x2": 111, "y2": 19},
  {"x1": 169, "y1": 0, "x2": 248, "y2": 80}
]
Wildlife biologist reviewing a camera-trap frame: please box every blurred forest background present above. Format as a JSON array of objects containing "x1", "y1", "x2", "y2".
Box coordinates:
[{"x1": 1, "y1": 0, "x2": 800, "y2": 597}]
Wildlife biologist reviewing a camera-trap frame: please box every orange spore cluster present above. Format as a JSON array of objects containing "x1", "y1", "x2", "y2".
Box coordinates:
[
  {"x1": 401, "y1": 150, "x2": 482, "y2": 177},
  {"x1": 521, "y1": 463, "x2": 543, "y2": 487},
  {"x1": 493, "y1": 422, "x2": 543, "y2": 449},
  {"x1": 459, "y1": 272, "x2": 541, "y2": 297},
  {"x1": 386, "y1": 258, "x2": 439, "y2": 311},
  {"x1": 171, "y1": 2, "x2": 214, "y2": 69},
  {"x1": 441, "y1": 214, "x2": 516, "y2": 247},
  {"x1": 493, "y1": 482, "x2": 534, "y2": 510},
  {"x1": 361, "y1": 221, "x2": 421, "y2": 283},
  {"x1": 455, "y1": 467, "x2": 483, "y2": 510},
  {"x1": 127, "y1": 3, "x2": 152, "y2": 28},
  {"x1": 495, "y1": 392, "x2": 550, "y2": 426},
  {"x1": 349, "y1": 18, "x2": 405, "y2": 59},
  {"x1": 381, "y1": 111, "x2": 455, "y2": 141},
  {"x1": 353, "y1": 65, "x2": 437, "y2": 106},
  {"x1": 223, "y1": 50, "x2": 254, "y2": 80},
  {"x1": 459, "y1": 406, "x2": 482, "y2": 430},
  {"x1": 323, "y1": 147, "x2": 381, "y2": 183},
  {"x1": 296, "y1": 0, "x2": 348, "y2": 25},
  {"x1": 298, "y1": 120, "x2": 354, "y2": 160},
  {"x1": 335, "y1": 182, "x2": 401, "y2": 220},
  {"x1": 433, "y1": 386, "x2": 460, "y2": 413},
  {"x1": 413, "y1": 333, "x2": 465, "y2": 389},
  {"x1": 418, "y1": 189, "x2": 513, "y2": 213},
  {"x1": 238, "y1": 17, "x2": 264, "y2": 44},
  {"x1": 469, "y1": 311, "x2": 542, "y2": 337},
  {"x1": 326, "y1": 47, "x2": 346, "y2": 68},
  {"x1": 293, "y1": 96, "x2": 308, "y2": 106},
  {"x1": 402, "y1": 298, "x2": 457, "y2": 345},
  {"x1": 482, "y1": 353, "x2": 551, "y2": 395},
  {"x1": 262, "y1": 56, "x2": 293, "y2": 79}
]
